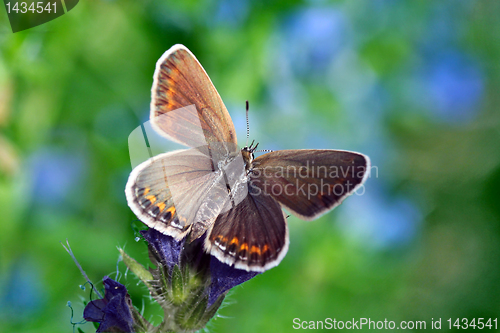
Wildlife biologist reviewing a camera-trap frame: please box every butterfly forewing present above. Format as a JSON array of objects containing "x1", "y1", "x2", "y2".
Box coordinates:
[
  {"x1": 251, "y1": 149, "x2": 370, "y2": 220},
  {"x1": 151, "y1": 44, "x2": 238, "y2": 157}
]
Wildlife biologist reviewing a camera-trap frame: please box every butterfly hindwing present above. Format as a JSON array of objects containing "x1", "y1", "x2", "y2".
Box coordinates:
[
  {"x1": 126, "y1": 148, "x2": 232, "y2": 240},
  {"x1": 206, "y1": 184, "x2": 289, "y2": 272}
]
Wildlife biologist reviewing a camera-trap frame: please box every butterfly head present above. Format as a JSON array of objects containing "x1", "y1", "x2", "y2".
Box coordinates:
[{"x1": 241, "y1": 140, "x2": 258, "y2": 171}]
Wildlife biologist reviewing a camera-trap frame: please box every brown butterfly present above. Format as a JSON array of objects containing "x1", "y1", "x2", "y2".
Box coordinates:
[{"x1": 125, "y1": 44, "x2": 370, "y2": 272}]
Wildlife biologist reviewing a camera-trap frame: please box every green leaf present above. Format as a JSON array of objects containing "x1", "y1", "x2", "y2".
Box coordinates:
[
  {"x1": 171, "y1": 264, "x2": 185, "y2": 305},
  {"x1": 119, "y1": 248, "x2": 153, "y2": 286}
]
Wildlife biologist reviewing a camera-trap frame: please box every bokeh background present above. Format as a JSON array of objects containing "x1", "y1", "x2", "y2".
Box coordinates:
[{"x1": 1, "y1": 0, "x2": 500, "y2": 332}]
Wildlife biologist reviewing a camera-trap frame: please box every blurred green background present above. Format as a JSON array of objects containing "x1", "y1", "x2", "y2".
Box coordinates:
[{"x1": 1, "y1": 0, "x2": 500, "y2": 332}]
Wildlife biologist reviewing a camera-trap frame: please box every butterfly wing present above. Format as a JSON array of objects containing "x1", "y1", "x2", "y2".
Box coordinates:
[
  {"x1": 151, "y1": 44, "x2": 238, "y2": 156},
  {"x1": 128, "y1": 45, "x2": 241, "y2": 240},
  {"x1": 251, "y1": 149, "x2": 370, "y2": 220},
  {"x1": 125, "y1": 147, "x2": 234, "y2": 240},
  {"x1": 206, "y1": 184, "x2": 289, "y2": 272}
]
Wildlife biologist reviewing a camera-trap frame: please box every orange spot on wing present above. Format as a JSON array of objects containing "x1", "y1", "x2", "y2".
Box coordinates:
[
  {"x1": 157, "y1": 202, "x2": 166, "y2": 211},
  {"x1": 145, "y1": 195, "x2": 157, "y2": 204},
  {"x1": 250, "y1": 245, "x2": 261, "y2": 255},
  {"x1": 230, "y1": 237, "x2": 239, "y2": 246},
  {"x1": 166, "y1": 206, "x2": 175, "y2": 214},
  {"x1": 240, "y1": 243, "x2": 249, "y2": 251},
  {"x1": 213, "y1": 235, "x2": 229, "y2": 245},
  {"x1": 262, "y1": 244, "x2": 269, "y2": 253},
  {"x1": 143, "y1": 187, "x2": 150, "y2": 195}
]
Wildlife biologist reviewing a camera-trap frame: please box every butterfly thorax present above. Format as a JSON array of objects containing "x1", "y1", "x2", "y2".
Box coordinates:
[
  {"x1": 241, "y1": 139, "x2": 259, "y2": 172},
  {"x1": 241, "y1": 147, "x2": 254, "y2": 172}
]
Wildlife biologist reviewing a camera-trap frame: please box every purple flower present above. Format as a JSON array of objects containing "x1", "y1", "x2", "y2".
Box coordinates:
[
  {"x1": 84, "y1": 228, "x2": 258, "y2": 332},
  {"x1": 141, "y1": 228, "x2": 258, "y2": 307},
  {"x1": 83, "y1": 276, "x2": 135, "y2": 333}
]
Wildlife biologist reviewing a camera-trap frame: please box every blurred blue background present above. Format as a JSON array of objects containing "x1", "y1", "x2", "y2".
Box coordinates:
[{"x1": 1, "y1": 0, "x2": 499, "y2": 332}]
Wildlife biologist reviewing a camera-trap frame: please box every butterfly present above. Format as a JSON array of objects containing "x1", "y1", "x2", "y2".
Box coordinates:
[{"x1": 125, "y1": 44, "x2": 370, "y2": 272}]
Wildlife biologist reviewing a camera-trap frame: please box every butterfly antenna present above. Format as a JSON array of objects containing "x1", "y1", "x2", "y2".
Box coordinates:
[
  {"x1": 255, "y1": 149, "x2": 274, "y2": 153},
  {"x1": 245, "y1": 100, "x2": 250, "y2": 147}
]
